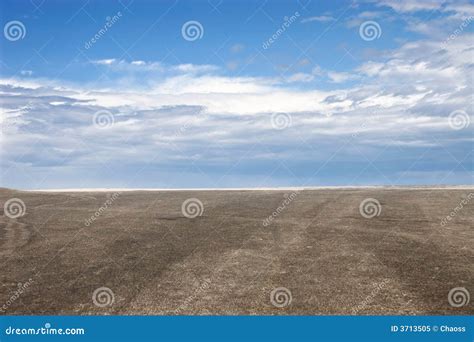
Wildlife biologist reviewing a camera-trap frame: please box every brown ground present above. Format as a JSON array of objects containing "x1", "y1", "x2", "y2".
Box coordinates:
[{"x1": 0, "y1": 187, "x2": 472, "y2": 315}]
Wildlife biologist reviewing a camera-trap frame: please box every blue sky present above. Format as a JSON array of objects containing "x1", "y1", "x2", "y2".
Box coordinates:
[{"x1": 0, "y1": 0, "x2": 473, "y2": 189}]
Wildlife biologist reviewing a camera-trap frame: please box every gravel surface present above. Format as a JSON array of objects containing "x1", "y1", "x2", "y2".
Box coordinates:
[{"x1": 0, "y1": 188, "x2": 472, "y2": 315}]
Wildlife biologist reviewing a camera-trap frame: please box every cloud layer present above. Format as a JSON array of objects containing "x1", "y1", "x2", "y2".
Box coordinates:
[{"x1": 1, "y1": 1, "x2": 472, "y2": 189}]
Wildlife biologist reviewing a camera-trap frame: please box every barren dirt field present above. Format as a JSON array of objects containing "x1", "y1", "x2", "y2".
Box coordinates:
[{"x1": 0, "y1": 188, "x2": 472, "y2": 315}]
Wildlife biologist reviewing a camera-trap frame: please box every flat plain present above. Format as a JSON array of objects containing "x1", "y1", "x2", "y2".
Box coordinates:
[{"x1": 0, "y1": 187, "x2": 472, "y2": 315}]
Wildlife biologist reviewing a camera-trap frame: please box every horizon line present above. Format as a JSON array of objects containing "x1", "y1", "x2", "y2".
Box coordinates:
[{"x1": 15, "y1": 185, "x2": 474, "y2": 192}]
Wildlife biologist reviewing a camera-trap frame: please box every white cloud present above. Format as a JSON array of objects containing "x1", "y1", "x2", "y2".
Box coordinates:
[
  {"x1": 93, "y1": 58, "x2": 116, "y2": 65},
  {"x1": 90, "y1": 59, "x2": 220, "y2": 76},
  {"x1": 327, "y1": 71, "x2": 359, "y2": 83},
  {"x1": 373, "y1": 0, "x2": 446, "y2": 13},
  {"x1": 1, "y1": 32, "x2": 472, "y2": 188},
  {"x1": 3, "y1": 34, "x2": 472, "y2": 119},
  {"x1": 286, "y1": 73, "x2": 315, "y2": 83},
  {"x1": 358, "y1": 11, "x2": 384, "y2": 19},
  {"x1": 172, "y1": 63, "x2": 219, "y2": 73},
  {"x1": 92, "y1": 59, "x2": 163, "y2": 71},
  {"x1": 301, "y1": 15, "x2": 335, "y2": 23}
]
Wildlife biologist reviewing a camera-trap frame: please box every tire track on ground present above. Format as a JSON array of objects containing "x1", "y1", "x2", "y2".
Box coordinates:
[{"x1": 0, "y1": 216, "x2": 31, "y2": 257}]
